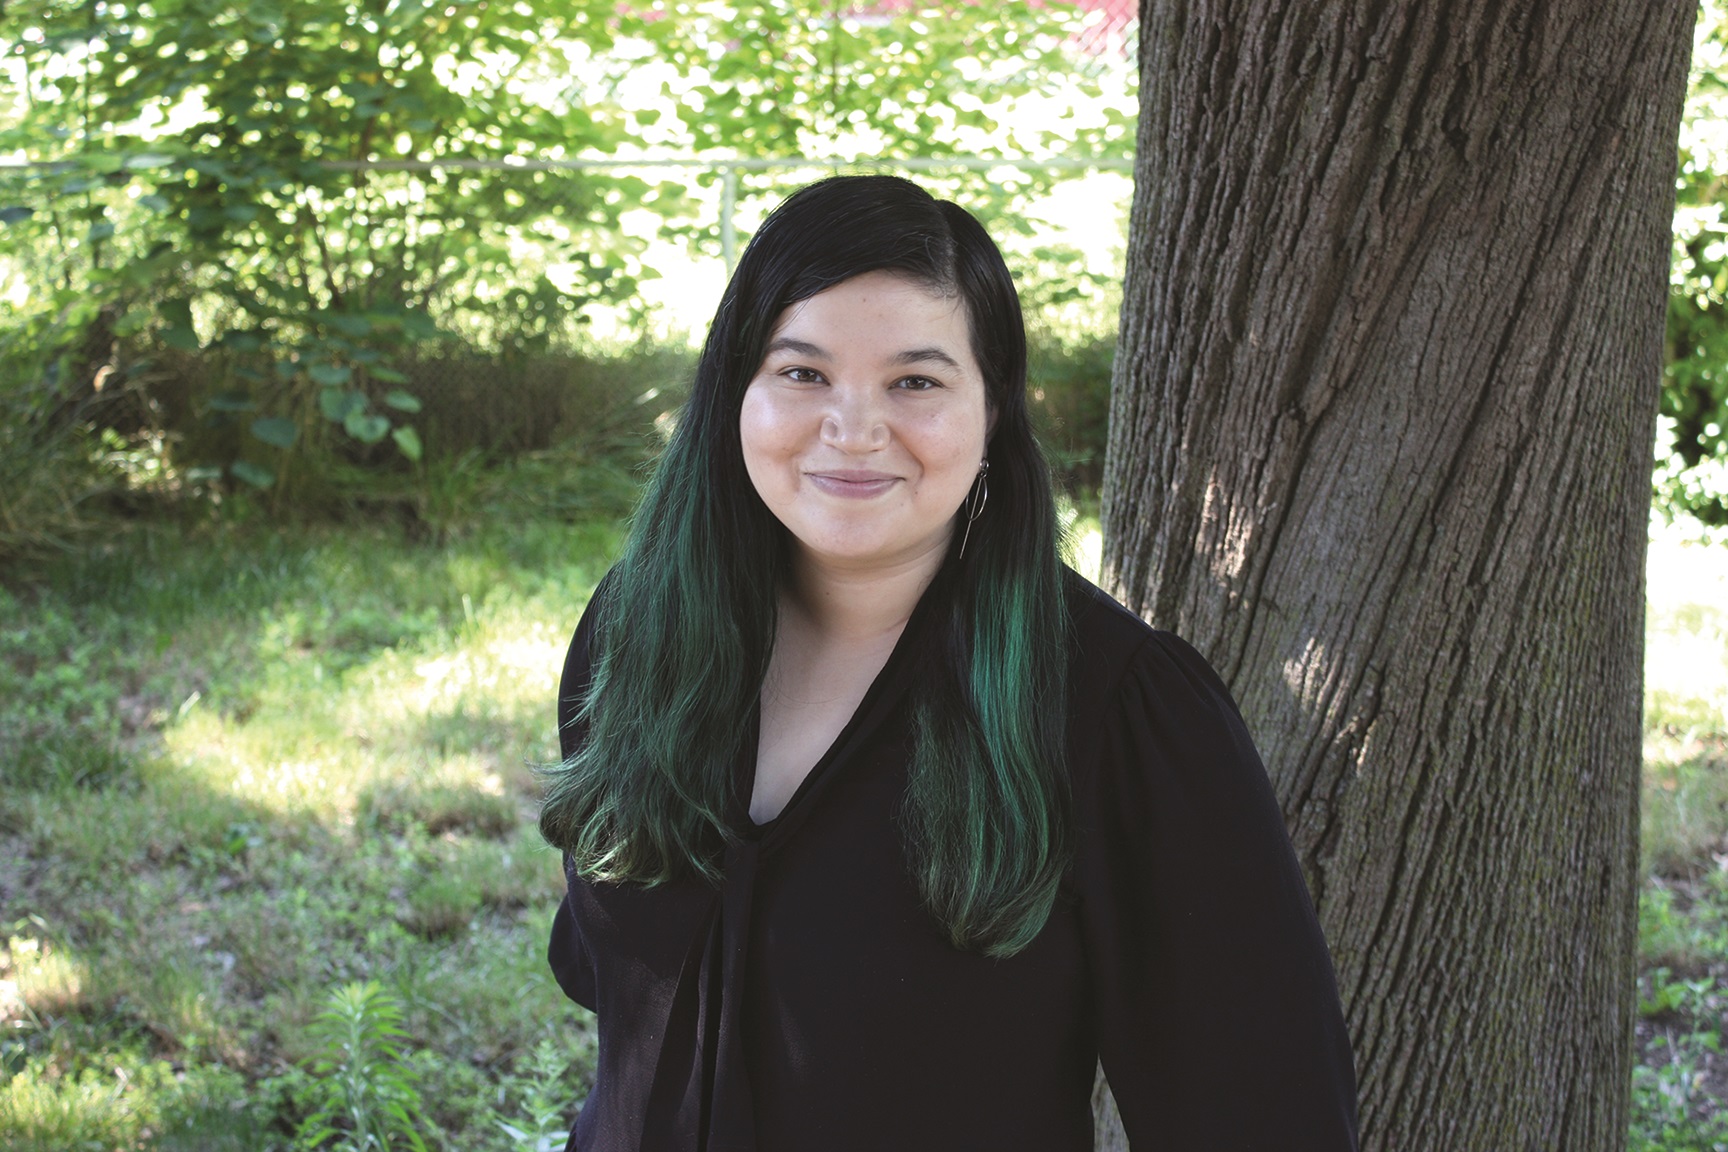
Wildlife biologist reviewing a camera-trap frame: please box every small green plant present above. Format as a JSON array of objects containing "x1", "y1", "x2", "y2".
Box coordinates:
[
  {"x1": 294, "y1": 981, "x2": 430, "y2": 1152},
  {"x1": 485, "y1": 1038, "x2": 576, "y2": 1152},
  {"x1": 1641, "y1": 967, "x2": 1719, "y2": 1019},
  {"x1": 1641, "y1": 886, "x2": 1728, "y2": 970},
  {"x1": 1630, "y1": 1028, "x2": 1728, "y2": 1152}
]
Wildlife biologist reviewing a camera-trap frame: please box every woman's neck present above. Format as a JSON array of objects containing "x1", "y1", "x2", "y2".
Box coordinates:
[{"x1": 784, "y1": 541, "x2": 946, "y2": 641}]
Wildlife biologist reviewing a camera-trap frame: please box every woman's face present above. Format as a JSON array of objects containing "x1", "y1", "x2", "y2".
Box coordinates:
[{"x1": 740, "y1": 270, "x2": 992, "y2": 576}]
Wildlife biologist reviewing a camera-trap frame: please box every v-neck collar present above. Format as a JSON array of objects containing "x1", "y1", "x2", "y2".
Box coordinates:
[{"x1": 732, "y1": 578, "x2": 942, "y2": 849}]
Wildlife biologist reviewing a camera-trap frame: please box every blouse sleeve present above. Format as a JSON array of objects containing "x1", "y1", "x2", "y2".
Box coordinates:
[
  {"x1": 1077, "y1": 630, "x2": 1359, "y2": 1150},
  {"x1": 547, "y1": 575, "x2": 611, "y2": 1012}
]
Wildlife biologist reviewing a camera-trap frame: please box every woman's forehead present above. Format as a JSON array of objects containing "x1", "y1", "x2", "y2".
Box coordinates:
[{"x1": 768, "y1": 272, "x2": 969, "y2": 341}]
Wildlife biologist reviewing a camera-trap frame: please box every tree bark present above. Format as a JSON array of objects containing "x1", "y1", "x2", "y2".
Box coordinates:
[{"x1": 1097, "y1": 1, "x2": 1694, "y2": 1149}]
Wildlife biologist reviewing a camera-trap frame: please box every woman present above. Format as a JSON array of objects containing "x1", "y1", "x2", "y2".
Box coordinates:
[{"x1": 541, "y1": 175, "x2": 1358, "y2": 1151}]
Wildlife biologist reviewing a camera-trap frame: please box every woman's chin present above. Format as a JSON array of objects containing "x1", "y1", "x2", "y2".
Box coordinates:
[{"x1": 789, "y1": 532, "x2": 955, "y2": 575}]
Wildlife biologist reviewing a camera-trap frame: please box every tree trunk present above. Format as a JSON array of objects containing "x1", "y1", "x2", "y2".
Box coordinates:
[{"x1": 1096, "y1": 1, "x2": 1694, "y2": 1149}]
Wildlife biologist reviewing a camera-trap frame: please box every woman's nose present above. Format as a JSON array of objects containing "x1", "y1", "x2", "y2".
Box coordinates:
[{"x1": 820, "y1": 388, "x2": 889, "y2": 450}]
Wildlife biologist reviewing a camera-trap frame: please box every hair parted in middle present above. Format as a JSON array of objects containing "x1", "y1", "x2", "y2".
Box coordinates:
[{"x1": 539, "y1": 174, "x2": 1072, "y2": 957}]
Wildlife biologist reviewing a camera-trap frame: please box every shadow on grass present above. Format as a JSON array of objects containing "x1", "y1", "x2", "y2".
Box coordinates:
[{"x1": 1, "y1": 513, "x2": 610, "y2": 1150}]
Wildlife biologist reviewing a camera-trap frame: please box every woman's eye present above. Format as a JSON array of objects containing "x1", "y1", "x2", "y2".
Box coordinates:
[
  {"x1": 782, "y1": 366, "x2": 824, "y2": 384},
  {"x1": 896, "y1": 376, "x2": 941, "y2": 392}
]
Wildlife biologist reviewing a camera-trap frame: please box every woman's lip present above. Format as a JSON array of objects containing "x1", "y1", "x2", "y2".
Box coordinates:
[{"x1": 807, "y1": 471, "x2": 900, "y2": 498}]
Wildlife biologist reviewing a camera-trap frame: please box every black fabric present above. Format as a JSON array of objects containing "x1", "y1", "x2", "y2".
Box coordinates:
[{"x1": 549, "y1": 569, "x2": 1359, "y2": 1151}]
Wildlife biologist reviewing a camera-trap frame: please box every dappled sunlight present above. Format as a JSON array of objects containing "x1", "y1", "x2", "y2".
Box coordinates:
[
  {"x1": 1059, "y1": 502, "x2": 1104, "y2": 583},
  {"x1": 1647, "y1": 520, "x2": 1728, "y2": 732},
  {"x1": 1202, "y1": 478, "x2": 1256, "y2": 594},
  {"x1": 162, "y1": 705, "x2": 362, "y2": 820},
  {"x1": 3, "y1": 936, "x2": 88, "y2": 1021},
  {"x1": 400, "y1": 625, "x2": 566, "y2": 717},
  {"x1": 1070, "y1": 523, "x2": 1104, "y2": 583},
  {"x1": 0, "y1": 1046, "x2": 248, "y2": 1149},
  {"x1": 155, "y1": 585, "x2": 581, "y2": 823},
  {"x1": 1279, "y1": 635, "x2": 1335, "y2": 713}
]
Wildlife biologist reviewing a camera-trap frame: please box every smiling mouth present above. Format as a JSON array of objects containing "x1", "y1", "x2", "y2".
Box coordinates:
[{"x1": 807, "y1": 472, "x2": 900, "y2": 498}]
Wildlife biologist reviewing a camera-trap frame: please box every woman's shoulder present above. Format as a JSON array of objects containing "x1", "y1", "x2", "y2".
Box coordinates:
[
  {"x1": 1059, "y1": 567, "x2": 1219, "y2": 700},
  {"x1": 1059, "y1": 567, "x2": 1261, "y2": 793}
]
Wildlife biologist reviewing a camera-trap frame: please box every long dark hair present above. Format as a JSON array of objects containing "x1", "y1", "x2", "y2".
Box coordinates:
[{"x1": 539, "y1": 175, "x2": 1071, "y2": 956}]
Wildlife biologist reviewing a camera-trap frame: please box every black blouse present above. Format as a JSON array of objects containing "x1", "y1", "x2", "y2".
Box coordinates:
[{"x1": 549, "y1": 570, "x2": 1358, "y2": 1151}]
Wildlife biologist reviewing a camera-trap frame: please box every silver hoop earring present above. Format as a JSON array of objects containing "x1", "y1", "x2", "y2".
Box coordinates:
[{"x1": 957, "y1": 460, "x2": 990, "y2": 561}]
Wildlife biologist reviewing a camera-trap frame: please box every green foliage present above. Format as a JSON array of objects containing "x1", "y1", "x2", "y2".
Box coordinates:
[
  {"x1": 627, "y1": 0, "x2": 1133, "y2": 247},
  {"x1": 0, "y1": 1044, "x2": 263, "y2": 1152},
  {"x1": 1631, "y1": 1029, "x2": 1728, "y2": 1152},
  {"x1": 1632, "y1": 879, "x2": 1728, "y2": 1149},
  {"x1": 0, "y1": 0, "x2": 1131, "y2": 509},
  {"x1": 1028, "y1": 329, "x2": 1115, "y2": 493},
  {"x1": 1642, "y1": 883, "x2": 1728, "y2": 970},
  {"x1": 294, "y1": 982, "x2": 430, "y2": 1152},
  {"x1": 636, "y1": 0, "x2": 1124, "y2": 157},
  {"x1": 1663, "y1": 0, "x2": 1728, "y2": 525},
  {"x1": 482, "y1": 1039, "x2": 577, "y2": 1152},
  {"x1": 1642, "y1": 967, "x2": 1717, "y2": 1018},
  {"x1": 1, "y1": 0, "x2": 658, "y2": 489},
  {"x1": 1632, "y1": 967, "x2": 1728, "y2": 1152},
  {"x1": 0, "y1": 302, "x2": 129, "y2": 563}
]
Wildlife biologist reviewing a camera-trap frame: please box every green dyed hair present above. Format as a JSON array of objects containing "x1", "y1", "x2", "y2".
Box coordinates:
[{"x1": 539, "y1": 175, "x2": 1071, "y2": 957}]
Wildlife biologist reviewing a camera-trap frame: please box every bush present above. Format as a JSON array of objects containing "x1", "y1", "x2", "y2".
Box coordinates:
[{"x1": 1028, "y1": 330, "x2": 1114, "y2": 496}]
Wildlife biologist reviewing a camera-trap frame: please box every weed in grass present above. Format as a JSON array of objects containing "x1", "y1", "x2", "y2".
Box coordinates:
[
  {"x1": 293, "y1": 981, "x2": 431, "y2": 1152},
  {"x1": 0, "y1": 506, "x2": 617, "y2": 1149},
  {"x1": 417, "y1": 701, "x2": 538, "y2": 764},
  {"x1": 211, "y1": 888, "x2": 319, "y2": 990},
  {"x1": 1632, "y1": 1028, "x2": 1728, "y2": 1152},
  {"x1": 484, "y1": 1038, "x2": 579, "y2": 1152},
  {"x1": 392, "y1": 831, "x2": 559, "y2": 941},
  {"x1": 119, "y1": 954, "x2": 240, "y2": 1063},
  {"x1": 7, "y1": 731, "x2": 137, "y2": 792},
  {"x1": 23, "y1": 767, "x2": 261, "y2": 881},
  {"x1": 394, "y1": 917, "x2": 589, "y2": 1062}
]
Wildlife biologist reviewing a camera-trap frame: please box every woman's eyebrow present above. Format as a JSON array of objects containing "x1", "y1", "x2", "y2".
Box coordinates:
[
  {"x1": 891, "y1": 347, "x2": 964, "y2": 370},
  {"x1": 764, "y1": 337, "x2": 828, "y2": 359},
  {"x1": 763, "y1": 337, "x2": 962, "y2": 371}
]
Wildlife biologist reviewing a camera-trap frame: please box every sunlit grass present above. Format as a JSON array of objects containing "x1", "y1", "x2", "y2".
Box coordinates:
[
  {"x1": 1647, "y1": 519, "x2": 1728, "y2": 734},
  {"x1": 146, "y1": 525, "x2": 604, "y2": 827},
  {"x1": 1, "y1": 508, "x2": 617, "y2": 1149},
  {"x1": 1634, "y1": 519, "x2": 1728, "y2": 1148},
  {"x1": 6, "y1": 938, "x2": 89, "y2": 1019},
  {"x1": 4, "y1": 488, "x2": 1726, "y2": 1147},
  {"x1": 0, "y1": 1048, "x2": 259, "y2": 1152}
]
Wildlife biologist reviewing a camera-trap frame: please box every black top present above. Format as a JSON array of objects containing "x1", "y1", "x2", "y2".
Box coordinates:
[{"x1": 549, "y1": 570, "x2": 1359, "y2": 1151}]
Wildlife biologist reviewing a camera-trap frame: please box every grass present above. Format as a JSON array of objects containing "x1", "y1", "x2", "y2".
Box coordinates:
[
  {"x1": 1, "y1": 477, "x2": 1726, "y2": 1148},
  {"x1": 0, "y1": 469, "x2": 626, "y2": 1149},
  {"x1": 1633, "y1": 521, "x2": 1728, "y2": 1151}
]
